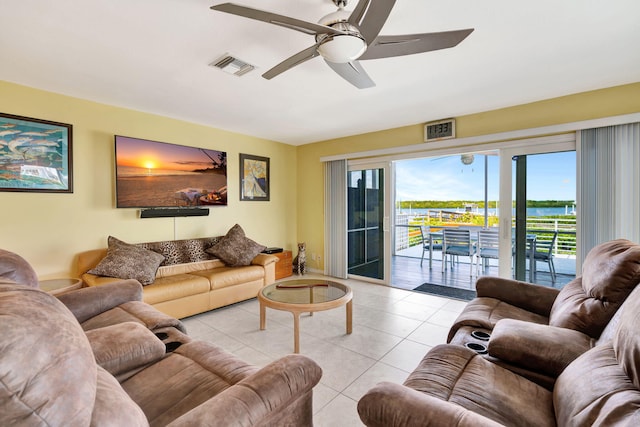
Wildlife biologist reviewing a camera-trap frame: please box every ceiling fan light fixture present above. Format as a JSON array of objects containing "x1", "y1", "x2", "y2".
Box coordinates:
[
  {"x1": 317, "y1": 34, "x2": 367, "y2": 63},
  {"x1": 316, "y1": 9, "x2": 366, "y2": 63}
]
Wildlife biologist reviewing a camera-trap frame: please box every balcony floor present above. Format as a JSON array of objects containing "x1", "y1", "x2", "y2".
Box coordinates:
[{"x1": 391, "y1": 246, "x2": 575, "y2": 298}]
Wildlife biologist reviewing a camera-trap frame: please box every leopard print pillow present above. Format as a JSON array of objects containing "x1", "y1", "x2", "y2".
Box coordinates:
[{"x1": 138, "y1": 237, "x2": 220, "y2": 266}]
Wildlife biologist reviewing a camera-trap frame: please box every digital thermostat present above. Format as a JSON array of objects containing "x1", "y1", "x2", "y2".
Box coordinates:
[{"x1": 424, "y1": 118, "x2": 456, "y2": 142}]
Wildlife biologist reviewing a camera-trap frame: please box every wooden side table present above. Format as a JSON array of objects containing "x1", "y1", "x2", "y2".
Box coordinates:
[
  {"x1": 273, "y1": 250, "x2": 293, "y2": 280},
  {"x1": 39, "y1": 278, "x2": 83, "y2": 296}
]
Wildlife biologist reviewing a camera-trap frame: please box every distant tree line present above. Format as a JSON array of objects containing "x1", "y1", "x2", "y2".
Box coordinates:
[{"x1": 398, "y1": 200, "x2": 574, "y2": 209}]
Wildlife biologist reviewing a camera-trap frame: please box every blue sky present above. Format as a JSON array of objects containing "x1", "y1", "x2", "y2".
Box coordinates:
[{"x1": 395, "y1": 151, "x2": 576, "y2": 201}]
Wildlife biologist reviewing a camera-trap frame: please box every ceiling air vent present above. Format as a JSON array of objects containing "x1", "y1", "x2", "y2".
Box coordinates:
[{"x1": 210, "y1": 54, "x2": 255, "y2": 77}]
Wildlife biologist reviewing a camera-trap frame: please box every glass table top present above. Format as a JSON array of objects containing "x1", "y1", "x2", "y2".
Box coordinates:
[{"x1": 261, "y1": 279, "x2": 349, "y2": 305}]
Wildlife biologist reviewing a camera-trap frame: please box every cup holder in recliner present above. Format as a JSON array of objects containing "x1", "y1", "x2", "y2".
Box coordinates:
[
  {"x1": 165, "y1": 342, "x2": 182, "y2": 353},
  {"x1": 464, "y1": 342, "x2": 488, "y2": 354},
  {"x1": 471, "y1": 330, "x2": 491, "y2": 341},
  {"x1": 155, "y1": 332, "x2": 169, "y2": 340}
]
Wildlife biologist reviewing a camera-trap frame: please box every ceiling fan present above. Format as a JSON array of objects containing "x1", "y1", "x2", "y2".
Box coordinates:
[{"x1": 210, "y1": 0, "x2": 474, "y2": 89}]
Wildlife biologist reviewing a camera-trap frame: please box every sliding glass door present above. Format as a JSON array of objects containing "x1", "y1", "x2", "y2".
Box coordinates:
[
  {"x1": 500, "y1": 141, "x2": 577, "y2": 287},
  {"x1": 347, "y1": 162, "x2": 390, "y2": 283}
]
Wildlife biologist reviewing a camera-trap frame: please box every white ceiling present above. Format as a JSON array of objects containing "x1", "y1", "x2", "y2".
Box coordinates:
[{"x1": 1, "y1": 0, "x2": 639, "y2": 145}]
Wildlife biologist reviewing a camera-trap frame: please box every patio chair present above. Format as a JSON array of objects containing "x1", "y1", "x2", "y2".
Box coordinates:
[
  {"x1": 419, "y1": 226, "x2": 442, "y2": 267},
  {"x1": 476, "y1": 229, "x2": 500, "y2": 276},
  {"x1": 442, "y1": 228, "x2": 476, "y2": 277},
  {"x1": 532, "y1": 230, "x2": 558, "y2": 283}
]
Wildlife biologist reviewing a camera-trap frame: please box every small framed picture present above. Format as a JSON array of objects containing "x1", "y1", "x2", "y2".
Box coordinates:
[
  {"x1": 0, "y1": 112, "x2": 73, "y2": 193},
  {"x1": 239, "y1": 153, "x2": 269, "y2": 201}
]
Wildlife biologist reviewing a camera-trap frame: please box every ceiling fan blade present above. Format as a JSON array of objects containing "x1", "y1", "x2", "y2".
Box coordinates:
[
  {"x1": 211, "y1": 3, "x2": 348, "y2": 36},
  {"x1": 359, "y1": 28, "x2": 474, "y2": 60},
  {"x1": 325, "y1": 60, "x2": 375, "y2": 89},
  {"x1": 349, "y1": 0, "x2": 397, "y2": 42},
  {"x1": 262, "y1": 45, "x2": 320, "y2": 80}
]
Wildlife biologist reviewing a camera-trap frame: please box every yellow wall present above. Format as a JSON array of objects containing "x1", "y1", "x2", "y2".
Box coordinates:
[
  {"x1": 3, "y1": 80, "x2": 639, "y2": 278},
  {"x1": 0, "y1": 81, "x2": 297, "y2": 279},
  {"x1": 297, "y1": 82, "x2": 640, "y2": 271}
]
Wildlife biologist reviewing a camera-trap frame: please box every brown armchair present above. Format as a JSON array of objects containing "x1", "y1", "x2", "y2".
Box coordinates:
[
  {"x1": 358, "y1": 285, "x2": 640, "y2": 426},
  {"x1": 449, "y1": 239, "x2": 640, "y2": 343},
  {"x1": 1, "y1": 283, "x2": 322, "y2": 426},
  {"x1": 0, "y1": 248, "x2": 185, "y2": 333},
  {"x1": 447, "y1": 239, "x2": 640, "y2": 388}
]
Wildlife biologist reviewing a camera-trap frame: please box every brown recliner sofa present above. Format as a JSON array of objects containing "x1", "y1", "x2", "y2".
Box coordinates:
[
  {"x1": 1, "y1": 283, "x2": 322, "y2": 426},
  {"x1": 358, "y1": 284, "x2": 640, "y2": 426},
  {"x1": 0, "y1": 248, "x2": 186, "y2": 334},
  {"x1": 448, "y1": 239, "x2": 640, "y2": 387}
]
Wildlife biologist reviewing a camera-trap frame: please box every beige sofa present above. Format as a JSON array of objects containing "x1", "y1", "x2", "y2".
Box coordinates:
[{"x1": 77, "y1": 236, "x2": 278, "y2": 319}]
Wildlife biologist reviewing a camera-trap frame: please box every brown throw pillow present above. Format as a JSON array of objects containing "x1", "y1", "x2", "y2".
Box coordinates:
[
  {"x1": 87, "y1": 236, "x2": 164, "y2": 285},
  {"x1": 206, "y1": 224, "x2": 266, "y2": 267}
]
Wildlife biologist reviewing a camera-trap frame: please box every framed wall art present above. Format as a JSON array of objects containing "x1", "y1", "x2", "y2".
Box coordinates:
[
  {"x1": 239, "y1": 153, "x2": 269, "y2": 201},
  {"x1": 0, "y1": 112, "x2": 73, "y2": 193}
]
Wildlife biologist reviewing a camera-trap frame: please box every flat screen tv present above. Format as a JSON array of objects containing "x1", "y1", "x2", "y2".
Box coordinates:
[{"x1": 114, "y1": 135, "x2": 227, "y2": 208}]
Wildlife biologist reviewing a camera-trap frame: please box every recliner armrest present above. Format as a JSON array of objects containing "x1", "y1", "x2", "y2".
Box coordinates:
[
  {"x1": 86, "y1": 322, "x2": 166, "y2": 380},
  {"x1": 476, "y1": 276, "x2": 560, "y2": 317},
  {"x1": 488, "y1": 319, "x2": 594, "y2": 378},
  {"x1": 357, "y1": 382, "x2": 503, "y2": 427},
  {"x1": 56, "y1": 279, "x2": 143, "y2": 323},
  {"x1": 167, "y1": 354, "x2": 322, "y2": 426}
]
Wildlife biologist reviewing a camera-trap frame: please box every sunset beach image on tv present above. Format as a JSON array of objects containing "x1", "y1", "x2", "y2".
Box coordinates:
[{"x1": 115, "y1": 135, "x2": 227, "y2": 208}]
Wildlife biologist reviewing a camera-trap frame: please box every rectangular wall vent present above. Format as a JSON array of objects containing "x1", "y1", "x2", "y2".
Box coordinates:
[{"x1": 210, "y1": 54, "x2": 255, "y2": 77}]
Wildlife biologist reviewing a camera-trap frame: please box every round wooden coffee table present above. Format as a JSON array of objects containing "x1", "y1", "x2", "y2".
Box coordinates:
[{"x1": 258, "y1": 279, "x2": 353, "y2": 353}]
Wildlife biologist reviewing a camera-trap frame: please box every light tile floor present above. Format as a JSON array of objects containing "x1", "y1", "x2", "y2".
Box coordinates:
[{"x1": 180, "y1": 273, "x2": 465, "y2": 426}]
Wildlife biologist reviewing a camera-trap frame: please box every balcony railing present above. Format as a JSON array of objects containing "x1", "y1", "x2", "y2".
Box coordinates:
[{"x1": 395, "y1": 213, "x2": 576, "y2": 258}]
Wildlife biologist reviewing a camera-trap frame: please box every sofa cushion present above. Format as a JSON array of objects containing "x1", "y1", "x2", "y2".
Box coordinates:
[
  {"x1": 404, "y1": 344, "x2": 555, "y2": 427},
  {"x1": 122, "y1": 340, "x2": 259, "y2": 426},
  {"x1": 92, "y1": 366, "x2": 149, "y2": 426},
  {"x1": 141, "y1": 274, "x2": 211, "y2": 305},
  {"x1": 88, "y1": 236, "x2": 165, "y2": 285},
  {"x1": 549, "y1": 239, "x2": 640, "y2": 337},
  {"x1": 447, "y1": 296, "x2": 549, "y2": 342},
  {"x1": 554, "y1": 344, "x2": 640, "y2": 426},
  {"x1": 191, "y1": 265, "x2": 265, "y2": 290},
  {"x1": 206, "y1": 224, "x2": 266, "y2": 267},
  {"x1": 156, "y1": 259, "x2": 226, "y2": 278},
  {"x1": 614, "y1": 285, "x2": 640, "y2": 388}
]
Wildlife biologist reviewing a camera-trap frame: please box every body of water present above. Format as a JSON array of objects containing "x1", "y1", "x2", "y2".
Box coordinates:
[{"x1": 397, "y1": 206, "x2": 576, "y2": 217}]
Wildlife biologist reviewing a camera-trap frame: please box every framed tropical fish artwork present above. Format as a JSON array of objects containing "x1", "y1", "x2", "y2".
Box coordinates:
[{"x1": 0, "y1": 112, "x2": 73, "y2": 193}]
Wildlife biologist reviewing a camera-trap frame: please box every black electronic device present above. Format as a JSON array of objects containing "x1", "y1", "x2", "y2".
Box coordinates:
[
  {"x1": 262, "y1": 247, "x2": 283, "y2": 254},
  {"x1": 425, "y1": 118, "x2": 456, "y2": 142},
  {"x1": 140, "y1": 208, "x2": 210, "y2": 218}
]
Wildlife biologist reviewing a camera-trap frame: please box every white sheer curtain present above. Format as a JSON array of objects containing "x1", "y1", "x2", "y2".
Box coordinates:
[
  {"x1": 578, "y1": 122, "x2": 640, "y2": 267},
  {"x1": 324, "y1": 159, "x2": 347, "y2": 278}
]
